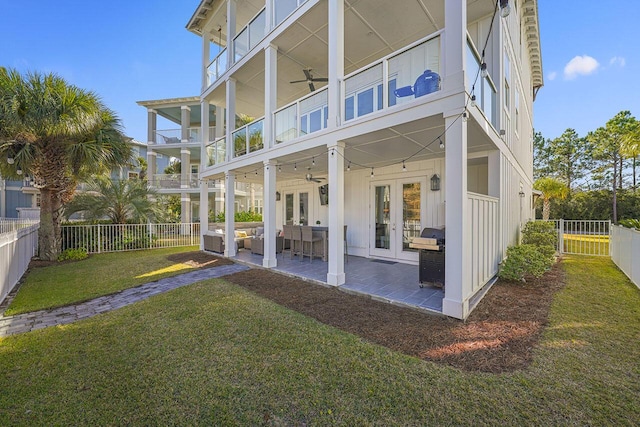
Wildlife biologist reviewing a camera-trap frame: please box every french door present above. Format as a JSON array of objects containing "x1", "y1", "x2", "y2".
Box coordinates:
[
  {"x1": 370, "y1": 177, "x2": 426, "y2": 262},
  {"x1": 284, "y1": 188, "x2": 312, "y2": 226}
]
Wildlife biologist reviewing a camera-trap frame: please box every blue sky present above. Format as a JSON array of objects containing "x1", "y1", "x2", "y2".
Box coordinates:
[{"x1": 1, "y1": 0, "x2": 638, "y2": 142}]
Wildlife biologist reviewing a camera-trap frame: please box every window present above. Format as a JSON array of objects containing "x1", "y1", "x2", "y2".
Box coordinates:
[
  {"x1": 504, "y1": 51, "x2": 511, "y2": 112},
  {"x1": 515, "y1": 89, "x2": 520, "y2": 135}
]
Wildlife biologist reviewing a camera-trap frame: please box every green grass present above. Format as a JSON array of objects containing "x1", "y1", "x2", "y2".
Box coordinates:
[
  {"x1": 1, "y1": 256, "x2": 639, "y2": 425},
  {"x1": 4, "y1": 246, "x2": 200, "y2": 316}
]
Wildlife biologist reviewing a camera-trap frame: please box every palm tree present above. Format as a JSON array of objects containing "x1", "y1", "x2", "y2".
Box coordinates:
[
  {"x1": 0, "y1": 68, "x2": 131, "y2": 260},
  {"x1": 534, "y1": 177, "x2": 569, "y2": 220},
  {"x1": 64, "y1": 176, "x2": 158, "y2": 224}
]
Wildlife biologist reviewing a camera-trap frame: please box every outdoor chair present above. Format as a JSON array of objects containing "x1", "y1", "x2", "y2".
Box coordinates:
[{"x1": 301, "y1": 226, "x2": 322, "y2": 262}]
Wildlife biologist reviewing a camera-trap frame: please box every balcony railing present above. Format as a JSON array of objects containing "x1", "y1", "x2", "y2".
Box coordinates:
[
  {"x1": 466, "y1": 38, "x2": 497, "y2": 129},
  {"x1": 274, "y1": 88, "x2": 328, "y2": 144},
  {"x1": 233, "y1": 8, "x2": 266, "y2": 63},
  {"x1": 151, "y1": 174, "x2": 200, "y2": 190},
  {"x1": 273, "y1": 0, "x2": 309, "y2": 28},
  {"x1": 206, "y1": 136, "x2": 227, "y2": 167},
  {"x1": 232, "y1": 118, "x2": 264, "y2": 158},
  {"x1": 207, "y1": 48, "x2": 228, "y2": 86},
  {"x1": 343, "y1": 32, "x2": 442, "y2": 122},
  {"x1": 155, "y1": 127, "x2": 216, "y2": 144}
]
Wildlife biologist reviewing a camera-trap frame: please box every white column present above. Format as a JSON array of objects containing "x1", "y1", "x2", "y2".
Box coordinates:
[
  {"x1": 181, "y1": 194, "x2": 191, "y2": 224},
  {"x1": 327, "y1": 141, "x2": 345, "y2": 285},
  {"x1": 214, "y1": 105, "x2": 225, "y2": 138},
  {"x1": 442, "y1": 0, "x2": 466, "y2": 93},
  {"x1": 226, "y1": 0, "x2": 237, "y2": 67},
  {"x1": 200, "y1": 100, "x2": 210, "y2": 250},
  {"x1": 262, "y1": 160, "x2": 277, "y2": 268},
  {"x1": 147, "y1": 109, "x2": 157, "y2": 187},
  {"x1": 443, "y1": 112, "x2": 471, "y2": 319},
  {"x1": 226, "y1": 78, "x2": 236, "y2": 161},
  {"x1": 224, "y1": 171, "x2": 236, "y2": 257},
  {"x1": 327, "y1": 0, "x2": 344, "y2": 130},
  {"x1": 202, "y1": 33, "x2": 211, "y2": 92},
  {"x1": 264, "y1": 0, "x2": 273, "y2": 32},
  {"x1": 264, "y1": 44, "x2": 277, "y2": 148}
]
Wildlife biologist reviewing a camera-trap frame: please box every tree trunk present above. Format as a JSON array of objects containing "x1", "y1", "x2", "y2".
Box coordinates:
[
  {"x1": 633, "y1": 156, "x2": 637, "y2": 191},
  {"x1": 39, "y1": 188, "x2": 64, "y2": 261},
  {"x1": 542, "y1": 198, "x2": 551, "y2": 221}
]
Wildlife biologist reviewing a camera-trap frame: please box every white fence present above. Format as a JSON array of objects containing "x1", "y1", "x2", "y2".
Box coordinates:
[
  {"x1": 545, "y1": 220, "x2": 611, "y2": 256},
  {"x1": 61, "y1": 223, "x2": 200, "y2": 254},
  {"x1": 0, "y1": 219, "x2": 39, "y2": 304},
  {"x1": 468, "y1": 193, "x2": 500, "y2": 293},
  {"x1": 610, "y1": 225, "x2": 640, "y2": 289}
]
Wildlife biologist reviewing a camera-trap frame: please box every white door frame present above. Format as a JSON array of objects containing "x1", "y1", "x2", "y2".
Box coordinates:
[{"x1": 369, "y1": 176, "x2": 427, "y2": 262}]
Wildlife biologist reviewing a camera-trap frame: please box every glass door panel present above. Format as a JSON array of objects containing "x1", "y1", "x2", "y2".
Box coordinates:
[
  {"x1": 374, "y1": 185, "x2": 391, "y2": 249},
  {"x1": 299, "y1": 192, "x2": 309, "y2": 226},
  {"x1": 402, "y1": 183, "x2": 421, "y2": 252},
  {"x1": 285, "y1": 193, "x2": 294, "y2": 225}
]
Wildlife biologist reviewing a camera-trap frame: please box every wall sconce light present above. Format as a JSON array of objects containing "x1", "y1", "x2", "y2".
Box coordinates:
[
  {"x1": 276, "y1": 191, "x2": 281, "y2": 201},
  {"x1": 500, "y1": 0, "x2": 511, "y2": 18},
  {"x1": 499, "y1": 129, "x2": 506, "y2": 136},
  {"x1": 518, "y1": 190, "x2": 525, "y2": 198},
  {"x1": 430, "y1": 174, "x2": 440, "y2": 191}
]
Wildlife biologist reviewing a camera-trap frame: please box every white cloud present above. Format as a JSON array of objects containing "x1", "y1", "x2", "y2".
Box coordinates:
[
  {"x1": 563, "y1": 55, "x2": 600, "y2": 80},
  {"x1": 548, "y1": 71, "x2": 557, "y2": 81},
  {"x1": 609, "y1": 56, "x2": 626, "y2": 67}
]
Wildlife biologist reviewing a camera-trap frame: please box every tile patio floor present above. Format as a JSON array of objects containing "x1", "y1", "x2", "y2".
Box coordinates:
[{"x1": 233, "y1": 250, "x2": 444, "y2": 313}]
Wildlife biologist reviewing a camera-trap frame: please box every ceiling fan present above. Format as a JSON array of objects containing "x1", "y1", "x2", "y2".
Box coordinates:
[
  {"x1": 290, "y1": 69, "x2": 328, "y2": 92},
  {"x1": 305, "y1": 173, "x2": 325, "y2": 183}
]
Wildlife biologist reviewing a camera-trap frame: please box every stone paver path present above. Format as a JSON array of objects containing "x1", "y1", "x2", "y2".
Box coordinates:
[{"x1": 0, "y1": 264, "x2": 249, "y2": 338}]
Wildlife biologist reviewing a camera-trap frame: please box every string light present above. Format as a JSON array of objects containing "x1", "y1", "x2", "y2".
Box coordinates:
[
  {"x1": 462, "y1": 111, "x2": 468, "y2": 122},
  {"x1": 439, "y1": 138, "x2": 445, "y2": 149},
  {"x1": 312, "y1": 157, "x2": 315, "y2": 166},
  {"x1": 370, "y1": 168, "x2": 374, "y2": 177},
  {"x1": 16, "y1": 168, "x2": 22, "y2": 175},
  {"x1": 481, "y1": 62, "x2": 488, "y2": 78},
  {"x1": 294, "y1": 163, "x2": 297, "y2": 171},
  {"x1": 500, "y1": 0, "x2": 511, "y2": 17},
  {"x1": 470, "y1": 94, "x2": 477, "y2": 107},
  {"x1": 7, "y1": 157, "x2": 14, "y2": 165},
  {"x1": 347, "y1": 162, "x2": 351, "y2": 172},
  {"x1": 278, "y1": 165, "x2": 282, "y2": 172},
  {"x1": 402, "y1": 161, "x2": 407, "y2": 172}
]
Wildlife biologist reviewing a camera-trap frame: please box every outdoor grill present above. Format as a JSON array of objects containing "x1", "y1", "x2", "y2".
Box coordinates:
[{"x1": 409, "y1": 227, "x2": 445, "y2": 288}]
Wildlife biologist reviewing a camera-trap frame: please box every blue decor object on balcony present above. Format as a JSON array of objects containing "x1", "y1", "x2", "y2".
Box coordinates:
[{"x1": 394, "y1": 70, "x2": 441, "y2": 99}]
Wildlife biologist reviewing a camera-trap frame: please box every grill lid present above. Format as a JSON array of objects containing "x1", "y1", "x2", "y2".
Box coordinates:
[{"x1": 420, "y1": 227, "x2": 445, "y2": 244}]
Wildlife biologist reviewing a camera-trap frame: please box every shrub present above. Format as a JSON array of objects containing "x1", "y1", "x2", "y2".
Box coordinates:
[
  {"x1": 619, "y1": 219, "x2": 640, "y2": 230},
  {"x1": 209, "y1": 210, "x2": 263, "y2": 223},
  {"x1": 57, "y1": 248, "x2": 88, "y2": 262},
  {"x1": 499, "y1": 244, "x2": 552, "y2": 282},
  {"x1": 522, "y1": 221, "x2": 557, "y2": 249}
]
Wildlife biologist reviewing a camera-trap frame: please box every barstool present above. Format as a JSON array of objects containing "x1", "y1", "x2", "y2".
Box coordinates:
[
  {"x1": 282, "y1": 225, "x2": 293, "y2": 259},
  {"x1": 290, "y1": 225, "x2": 303, "y2": 259},
  {"x1": 301, "y1": 226, "x2": 322, "y2": 262}
]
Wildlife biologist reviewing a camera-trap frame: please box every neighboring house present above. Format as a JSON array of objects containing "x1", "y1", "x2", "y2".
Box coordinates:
[
  {"x1": 143, "y1": 0, "x2": 542, "y2": 319},
  {"x1": 136, "y1": 97, "x2": 263, "y2": 222},
  {"x1": 0, "y1": 139, "x2": 157, "y2": 220}
]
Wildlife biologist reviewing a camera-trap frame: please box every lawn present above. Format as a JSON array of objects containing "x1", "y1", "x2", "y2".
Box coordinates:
[
  {"x1": 0, "y1": 255, "x2": 638, "y2": 424},
  {"x1": 3, "y1": 246, "x2": 225, "y2": 316}
]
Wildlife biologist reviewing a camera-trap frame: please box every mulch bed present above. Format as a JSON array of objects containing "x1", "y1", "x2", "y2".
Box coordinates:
[
  {"x1": 166, "y1": 251, "x2": 235, "y2": 269},
  {"x1": 224, "y1": 260, "x2": 566, "y2": 373}
]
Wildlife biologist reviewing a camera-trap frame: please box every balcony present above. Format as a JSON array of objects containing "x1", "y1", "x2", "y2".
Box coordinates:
[
  {"x1": 274, "y1": 88, "x2": 328, "y2": 144},
  {"x1": 155, "y1": 127, "x2": 216, "y2": 144},
  {"x1": 207, "y1": 48, "x2": 228, "y2": 86},
  {"x1": 343, "y1": 32, "x2": 442, "y2": 123},
  {"x1": 232, "y1": 118, "x2": 264, "y2": 158},
  {"x1": 233, "y1": 7, "x2": 266, "y2": 63},
  {"x1": 151, "y1": 174, "x2": 200, "y2": 190},
  {"x1": 206, "y1": 136, "x2": 227, "y2": 167}
]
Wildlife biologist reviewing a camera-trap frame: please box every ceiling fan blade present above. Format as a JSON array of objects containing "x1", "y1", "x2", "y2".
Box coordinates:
[
  {"x1": 303, "y1": 69, "x2": 312, "y2": 80},
  {"x1": 308, "y1": 82, "x2": 315, "y2": 92},
  {"x1": 311, "y1": 77, "x2": 328, "y2": 82},
  {"x1": 290, "y1": 79, "x2": 308, "y2": 83}
]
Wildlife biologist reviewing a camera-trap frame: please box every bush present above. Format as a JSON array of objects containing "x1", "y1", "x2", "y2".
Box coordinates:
[
  {"x1": 619, "y1": 219, "x2": 640, "y2": 230},
  {"x1": 499, "y1": 244, "x2": 552, "y2": 282},
  {"x1": 522, "y1": 221, "x2": 557, "y2": 249},
  {"x1": 57, "y1": 248, "x2": 88, "y2": 262},
  {"x1": 209, "y1": 210, "x2": 263, "y2": 223}
]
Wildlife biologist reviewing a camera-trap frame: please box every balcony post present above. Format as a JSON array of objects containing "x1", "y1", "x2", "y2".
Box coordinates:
[
  {"x1": 200, "y1": 100, "x2": 210, "y2": 250},
  {"x1": 224, "y1": 171, "x2": 236, "y2": 257},
  {"x1": 443, "y1": 0, "x2": 467, "y2": 93},
  {"x1": 226, "y1": 78, "x2": 236, "y2": 161},
  {"x1": 327, "y1": 0, "x2": 344, "y2": 130},
  {"x1": 147, "y1": 108, "x2": 157, "y2": 187},
  {"x1": 264, "y1": 44, "x2": 277, "y2": 149},
  {"x1": 262, "y1": 160, "x2": 277, "y2": 268},
  {"x1": 202, "y1": 33, "x2": 211, "y2": 91},
  {"x1": 327, "y1": 141, "x2": 345, "y2": 286},
  {"x1": 227, "y1": 0, "x2": 237, "y2": 66},
  {"x1": 443, "y1": 107, "x2": 471, "y2": 320}
]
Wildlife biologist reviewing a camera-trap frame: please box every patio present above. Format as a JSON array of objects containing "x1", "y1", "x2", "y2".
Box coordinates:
[{"x1": 233, "y1": 250, "x2": 444, "y2": 313}]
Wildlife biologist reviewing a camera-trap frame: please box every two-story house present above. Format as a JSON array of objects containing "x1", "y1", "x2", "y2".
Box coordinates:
[{"x1": 144, "y1": 0, "x2": 542, "y2": 319}]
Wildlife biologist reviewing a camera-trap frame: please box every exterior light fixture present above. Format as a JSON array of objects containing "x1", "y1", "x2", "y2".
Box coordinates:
[
  {"x1": 276, "y1": 191, "x2": 281, "y2": 201},
  {"x1": 370, "y1": 168, "x2": 374, "y2": 177},
  {"x1": 481, "y1": 62, "x2": 488, "y2": 78},
  {"x1": 278, "y1": 165, "x2": 282, "y2": 172},
  {"x1": 500, "y1": 129, "x2": 506, "y2": 136},
  {"x1": 462, "y1": 111, "x2": 468, "y2": 122},
  {"x1": 518, "y1": 190, "x2": 526, "y2": 198},
  {"x1": 439, "y1": 138, "x2": 445, "y2": 149},
  {"x1": 347, "y1": 162, "x2": 351, "y2": 172},
  {"x1": 402, "y1": 161, "x2": 407, "y2": 172},
  {"x1": 430, "y1": 174, "x2": 440, "y2": 191},
  {"x1": 7, "y1": 156, "x2": 14, "y2": 165},
  {"x1": 500, "y1": 0, "x2": 511, "y2": 18},
  {"x1": 470, "y1": 94, "x2": 477, "y2": 107}
]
